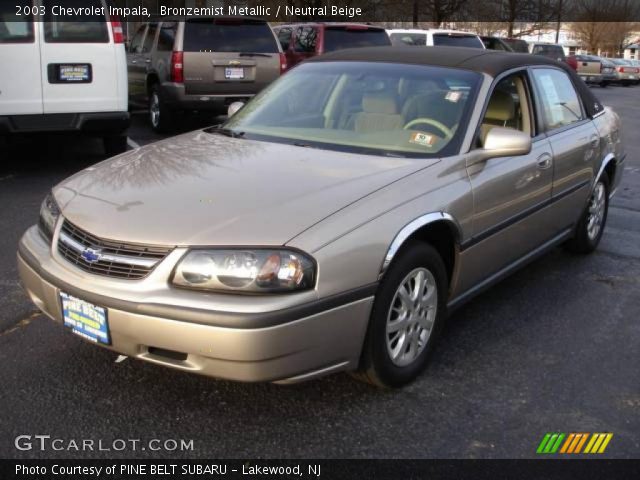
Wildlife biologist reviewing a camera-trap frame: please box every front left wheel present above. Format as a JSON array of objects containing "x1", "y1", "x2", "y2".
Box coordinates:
[{"x1": 353, "y1": 242, "x2": 448, "y2": 388}]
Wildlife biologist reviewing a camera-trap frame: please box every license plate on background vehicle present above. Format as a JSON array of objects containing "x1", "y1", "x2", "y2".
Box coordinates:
[
  {"x1": 58, "y1": 64, "x2": 91, "y2": 82},
  {"x1": 60, "y1": 292, "x2": 110, "y2": 345},
  {"x1": 225, "y1": 67, "x2": 244, "y2": 80}
]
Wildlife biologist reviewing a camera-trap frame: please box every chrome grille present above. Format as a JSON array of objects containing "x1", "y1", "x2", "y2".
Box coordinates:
[{"x1": 57, "y1": 220, "x2": 172, "y2": 280}]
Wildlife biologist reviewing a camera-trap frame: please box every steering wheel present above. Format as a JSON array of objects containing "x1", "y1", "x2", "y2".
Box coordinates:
[{"x1": 403, "y1": 118, "x2": 453, "y2": 139}]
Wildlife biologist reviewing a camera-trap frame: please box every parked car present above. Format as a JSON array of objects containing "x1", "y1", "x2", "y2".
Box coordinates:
[
  {"x1": 502, "y1": 38, "x2": 529, "y2": 53},
  {"x1": 481, "y1": 36, "x2": 514, "y2": 51},
  {"x1": 387, "y1": 29, "x2": 485, "y2": 49},
  {"x1": 0, "y1": 0, "x2": 129, "y2": 155},
  {"x1": 598, "y1": 58, "x2": 618, "y2": 86},
  {"x1": 128, "y1": 17, "x2": 285, "y2": 132},
  {"x1": 568, "y1": 54, "x2": 605, "y2": 86},
  {"x1": 610, "y1": 58, "x2": 640, "y2": 86},
  {"x1": 19, "y1": 47, "x2": 624, "y2": 388},
  {"x1": 273, "y1": 23, "x2": 390, "y2": 71},
  {"x1": 529, "y1": 42, "x2": 566, "y2": 62}
]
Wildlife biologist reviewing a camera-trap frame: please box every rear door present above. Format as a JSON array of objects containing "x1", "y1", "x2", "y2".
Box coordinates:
[
  {"x1": 40, "y1": 0, "x2": 122, "y2": 113},
  {"x1": 126, "y1": 24, "x2": 148, "y2": 105},
  {"x1": 182, "y1": 18, "x2": 281, "y2": 96},
  {"x1": 0, "y1": 3, "x2": 42, "y2": 115}
]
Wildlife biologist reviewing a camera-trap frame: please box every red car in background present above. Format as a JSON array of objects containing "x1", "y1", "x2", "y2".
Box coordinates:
[{"x1": 273, "y1": 23, "x2": 390, "y2": 71}]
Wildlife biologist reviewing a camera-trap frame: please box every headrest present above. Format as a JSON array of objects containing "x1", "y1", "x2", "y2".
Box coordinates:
[
  {"x1": 362, "y1": 93, "x2": 399, "y2": 115},
  {"x1": 485, "y1": 90, "x2": 515, "y2": 122}
]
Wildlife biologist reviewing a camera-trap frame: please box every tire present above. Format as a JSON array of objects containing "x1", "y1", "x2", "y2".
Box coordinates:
[
  {"x1": 565, "y1": 172, "x2": 609, "y2": 254},
  {"x1": 600, "y1": 81, "x2": 608, "y2": 88},
  {"x1": 622, "y1": 81, "x2": 630, "y2": 87},
  {"x1": 352, "y1": 242, "x2": 448, "y2": 388},
  {"x1": 149, "y1": 84, "x2": 174, "y2": 133},
  {"x1": 103, "y1": 135, "x2": 128, "y2": 157}
]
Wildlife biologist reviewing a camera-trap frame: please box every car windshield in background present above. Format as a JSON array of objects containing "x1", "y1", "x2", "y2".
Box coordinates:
[
  {"x1": 503, "y1": 38, "x2": 529, "y2": 53},
  {"x1": 433, "y1": 34, "x2": 483, "y2": 48},
  {"x1": 183, "y1": 19, "x2": 278, "y2": 53},
  {"x1": 323, "y1": 28, "x2": 390, "y2": 52},
  {"x1": 389, "y1": 33, "x2": 427, "y2": 46},
  {"x1": 221, "y1": 62, "x2": 480, "y2": 158},
  {"x1": 42, "y1": 0, "x2": 109, "y2": 43}
]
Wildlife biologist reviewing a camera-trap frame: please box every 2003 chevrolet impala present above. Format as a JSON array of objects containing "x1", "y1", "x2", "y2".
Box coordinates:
[{"x1": 18, "y1": 47, "x2": 624, "y2": 387}]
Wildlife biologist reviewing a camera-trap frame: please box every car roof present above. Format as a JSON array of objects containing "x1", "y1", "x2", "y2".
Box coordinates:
[
  {"x1": 275, "y1": 23, "x2": 385, "y2": 30},
  {"x1": 309, "y1": 46, "x2": 556, "y2": 76},
  {"x1": 307, "y1": 46, "x2": 604, "y2": 118}
]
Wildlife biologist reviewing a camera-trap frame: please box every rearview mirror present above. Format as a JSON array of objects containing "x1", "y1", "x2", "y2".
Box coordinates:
[
  {"x1": 227, "y1": 101, "x2": 245, "y2": 118},
  {"x1": 472, "y1": 127, "x2": 532, "y2": 163}
]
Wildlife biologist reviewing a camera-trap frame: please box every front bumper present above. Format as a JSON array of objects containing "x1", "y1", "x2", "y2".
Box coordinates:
[{"x1": 17, "y1": 226, "x2": 373, "y2": 383}]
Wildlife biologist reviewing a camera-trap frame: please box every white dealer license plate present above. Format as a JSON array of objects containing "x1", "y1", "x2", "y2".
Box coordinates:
[{"x1": 225, "y1": 67, "x2": 245, "y2": 80}]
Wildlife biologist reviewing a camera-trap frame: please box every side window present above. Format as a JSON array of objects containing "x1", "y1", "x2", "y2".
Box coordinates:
[
  {"x1": 0, "y1": 3, "x2": 34, "y2": 43},
  {"x1": 531, "y1": 68, "x2": 583, "y2": 131},
  {"x1": 129, "y1": 25, "x2": 146, "y2": 54},
  {"x1": 479, "y1": 73, "x2": 533, "y2": 145},
  {"x1": 295, "y1": 27, "x2": 317, "y2": 53},
  {"x1": 157, "y1": 22, "x2": 176, "y2": 52},
  {"x1": 142, "y1": 24, "x2": 157, "y2": 53},
  {"x1": 277, "y1": 27, "x2": 292, "y2": 51}
]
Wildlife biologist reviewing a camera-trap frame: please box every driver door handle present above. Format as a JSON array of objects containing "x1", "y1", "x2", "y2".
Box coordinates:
[{"x1": 537, "y1": 153, "x2": 553, "y2": 170}]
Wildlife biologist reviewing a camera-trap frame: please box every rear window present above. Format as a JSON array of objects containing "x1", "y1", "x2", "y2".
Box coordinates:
[
  {"x1": 43, "y1": 0, "x2": 109, "y2": 43},
  {"x1": 503, "y1": 39, "x2": 529, "y2": 53},
  {"x1": 433, "y1": 34, "x2": 483, "y2": 48},
  {"x1": 183, "y1": 19, "x2": 278, "y2": 53},
  {"x1": 0, "y1": 4, "x2": 34, "y2": 43},
  {"x1": 389, "y1": 33, "x2": 427, "y2": 46},
  {"x1": 323, "y1": 28, "x2": 391, "y2": 52},
  {"x1": 532, "y1": 44, "x2": 566, "y2": 59}
]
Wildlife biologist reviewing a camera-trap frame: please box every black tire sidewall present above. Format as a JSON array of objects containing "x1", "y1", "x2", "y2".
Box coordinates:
[
  {"x1": 571, "y1": 173, "x2": 610, "y2": 253},
  {"x1": 149, "y1": 85, "x2": 172, "y2": 133},
  {"x1": 366, "y1": 242, "x2": 448, "y2": 387}
]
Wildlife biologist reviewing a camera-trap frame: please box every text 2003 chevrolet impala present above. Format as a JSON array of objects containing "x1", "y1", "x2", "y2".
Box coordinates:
[{"x1": 18, "y1": 47, "x2": 624, "y2": 387}]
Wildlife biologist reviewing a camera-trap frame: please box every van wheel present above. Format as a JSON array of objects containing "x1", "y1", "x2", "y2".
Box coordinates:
[
  {"x1": 103, "y1": 135, "x2": 128, "y2": 157},
  {"x1": 352, "y1": 242, "x2": 447, "y2": 388},
  {"x1": 149, "y1": 85, "x2": 173, "y2": 133},
  {"x1": 565, "y1": 173, "x2": 609, "y2": 254}
]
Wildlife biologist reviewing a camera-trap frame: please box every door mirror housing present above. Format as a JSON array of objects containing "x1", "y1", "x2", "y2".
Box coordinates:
[
  {"x1": 227, "y1": 101, "x2": 245, "y2": 118},
  {"x1": 471, "y1": 127, "x2": 532, "y2": 164}
]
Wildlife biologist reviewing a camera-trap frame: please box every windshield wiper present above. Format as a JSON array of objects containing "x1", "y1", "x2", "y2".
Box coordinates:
[
  {"x1": 239, "y1": 52, "x2": 272, "y2": 58},
  {"x1": 213, "y1": 127, "x2": 246, "y2": 138}
]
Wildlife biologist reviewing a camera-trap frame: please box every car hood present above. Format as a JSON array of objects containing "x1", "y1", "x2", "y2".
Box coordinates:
[{"x1": 54, "y1": 130, "x2": 436, "y2": 246}]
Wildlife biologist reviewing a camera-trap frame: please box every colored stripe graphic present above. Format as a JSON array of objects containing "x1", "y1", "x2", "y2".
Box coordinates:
[
  {"x1": 540, "y1": 433, "x2": 613, "y2": 454},
  {"x1": 537, "y1": 433, "x2": 565, "y2": 454}
]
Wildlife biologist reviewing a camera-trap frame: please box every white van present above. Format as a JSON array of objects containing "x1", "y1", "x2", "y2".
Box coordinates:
[
  {"x1": 0, "y1": 0, "x2": 129, "y2": 155},
  {"x1": 387, "y1": 29, "x2": 485, "y2": 49}
]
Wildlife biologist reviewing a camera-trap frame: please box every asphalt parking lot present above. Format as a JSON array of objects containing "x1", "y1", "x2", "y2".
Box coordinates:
[{"x1": 0, "y1": 86, "x2": 638, "y2": 460}]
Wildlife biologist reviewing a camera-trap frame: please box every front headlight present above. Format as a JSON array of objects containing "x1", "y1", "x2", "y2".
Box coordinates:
[
  {"x1": 38, "y1": 193, "x2": 60, "y2": 241},
  {"x1": 172, "y1": 249, "x2": 316, "y2": 294}
]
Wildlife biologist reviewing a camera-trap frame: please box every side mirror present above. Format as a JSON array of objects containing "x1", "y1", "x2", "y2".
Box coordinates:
[
  {"x1": 472, "y1": 127, "x2": 532, "y2": 164},
  {"x1": 227, "y1": 101, "x2": 245, "y2": 118}
]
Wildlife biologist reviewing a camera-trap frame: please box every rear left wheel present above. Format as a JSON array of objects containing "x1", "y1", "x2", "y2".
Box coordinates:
[
  {"x1": 565, "y1": 173, "x2": 609, "y2": 254},
  {"x1": 352, "y1": 242, "x2": 447, "y2": 388},
  {"x1": 149, "y1": 84, "x2": 174, "y2": 133}
]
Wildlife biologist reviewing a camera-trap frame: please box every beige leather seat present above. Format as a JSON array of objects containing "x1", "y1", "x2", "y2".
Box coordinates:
[
  {"x1": 353, "y1": 93, "x2": 404, "y2": 133},
  {"x1": 480, "y1": 90, "x2": 516, "y2": 143}
]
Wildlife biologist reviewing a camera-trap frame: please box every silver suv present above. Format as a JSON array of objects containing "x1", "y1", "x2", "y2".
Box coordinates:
[{"x1": 127, "y1": 17, "x2": 284, "y2": 132}]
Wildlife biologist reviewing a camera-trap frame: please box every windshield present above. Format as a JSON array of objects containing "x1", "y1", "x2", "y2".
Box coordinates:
[
  {"x1": 532, "y1": 45, "x2": 565, "y2": 59},
  {"x1": 433, "y1": 34, "x2": 483, "y2": 48},
  {"x1": 220, "y1": 62, "x2": 481, "y2": 158},
  {"x1": 323, "y1": 28, "x2": 390, "y2": 52},
  {"x1": 389, "y1": 33, "x2": 427, "y2": 46}
]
